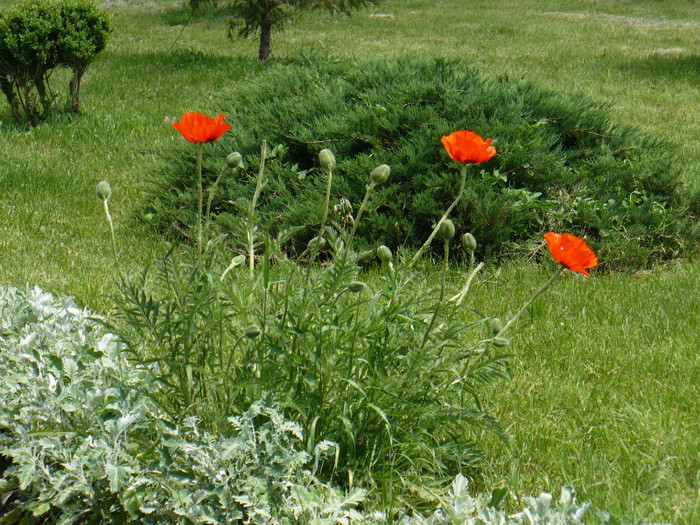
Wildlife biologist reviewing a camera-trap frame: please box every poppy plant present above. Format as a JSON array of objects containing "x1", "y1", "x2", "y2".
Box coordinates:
[
  {"x1": 544, "y1": 232, "x2": 598, "y2": 276},
  {"x1": 441, "y1": 130, "x2": 496, "y2": 164},
  {"x1": 172, "y1": 112, "x2": 230, "y2": 143}
]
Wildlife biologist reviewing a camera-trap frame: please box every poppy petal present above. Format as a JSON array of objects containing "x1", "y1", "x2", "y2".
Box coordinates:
[
  {"x1": 441, "y1": 130, "x2": 496, "y2": 164},
  {"x1": 173, "y1": 112, "x2": 230, "y2": 143},
  {"x1": 544, "y1": 232, "x2": 597, "y2": 275}
]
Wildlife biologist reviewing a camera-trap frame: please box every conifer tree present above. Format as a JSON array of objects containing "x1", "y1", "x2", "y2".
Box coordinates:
[{"x1": 227, "y1": 0, "x2": 379, "y2": 62}]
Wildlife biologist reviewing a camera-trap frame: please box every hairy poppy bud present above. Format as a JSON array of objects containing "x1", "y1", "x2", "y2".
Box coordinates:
[
  {"x1": 438, "y1": 219, "x2": 455, "y2": 240},
  {"x1": 348, "y1": 281, "x2": 365, "y2": 293},
  {"x1": 463, "y1": 232, "x2": 477, "y2": 252},
  {"x1": 492, "y1": 336, "x2": 509, "y2": 348},
  {"x1": 490, "y1": 318, "x2": 503, "y2": 336},
  {"x1": 319, "y1": 149, "x2": 336, "y2": 173},
  {"x1": 96, "y1": 181, "x2": 111, "y2": 200},
  {"x1": 231, "y1": 254, "x2": 246, "y2": 267},
  {"x1": 370, "y1": 164, "x2": 390, "y2": 185},
  {"x1": 244, "y1": 325, "x2": 261, "y2": 339},
  {"x1": 377, "y1": 245, "x2": 392, "y2": 263},
  {"x1": 226, "y1": 151, "x2": 243, "y2": 168}
]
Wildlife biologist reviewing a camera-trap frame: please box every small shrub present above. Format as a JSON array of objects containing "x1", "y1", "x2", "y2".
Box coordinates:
[
  {"x1": 0, "y1": 0, "x2": 111, "y2": 126},
  {"x1": 143, "y1": 55, "x2": 698, "y2": 270}
]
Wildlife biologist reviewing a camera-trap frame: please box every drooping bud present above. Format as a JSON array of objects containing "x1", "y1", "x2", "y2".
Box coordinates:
[
  {"x1": 492, "y1": 336, "x2": 510, "y2": 348},
  {"x1": 463, "y1": 232, "x2": 477, "y2": 252},
  {"x1": 437, "y1": 219, "x2": 455, "y2": 241},
  {"x1": 348, "y1": 281, "x2": 366, "y2": 293},
  {"x1": 377, "y1": 245, "x2": 392, "y2": 263},
  {"x1": 370, "y1": 164, "x2": 390, "y2": 185},
  {"x1": 96, "y1": 181, "x2": 111, "y2": 200},
  {"x1": 490, "y1": 318, "x2": 503, "y2": 336},
  {"x1": 226, "y1": 151, "x2": 243, "y2": 169},
  {"x1": 244, "y1": 325, "x2": 261, "y2": 339},
  {"x1": 220, "y1": 254, "x2": 247, "y2": 281},
  {"x1": 319, "y1": 149, "x2": 336, "y2": 173},
  {"x1": 231, "y1": 254, "x2": 246, "y2": 267}
]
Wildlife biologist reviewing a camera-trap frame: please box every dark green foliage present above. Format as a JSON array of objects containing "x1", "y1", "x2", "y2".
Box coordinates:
[
  {"x1": 0, "y1": 0, "x2": 111, "y2": 126},
  {"x1": 145, "y1": 55, "x2": 698, "y2": 270}
]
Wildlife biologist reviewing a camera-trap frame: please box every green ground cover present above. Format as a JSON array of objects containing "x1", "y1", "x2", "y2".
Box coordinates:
[{"x1": 0, "y1": 0, "x2": 697, "y2": 523}]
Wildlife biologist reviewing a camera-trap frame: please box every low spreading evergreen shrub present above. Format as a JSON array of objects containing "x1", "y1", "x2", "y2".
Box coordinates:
[{"x1": 143, "y1": 55, "x2": 697, "y2": 269}]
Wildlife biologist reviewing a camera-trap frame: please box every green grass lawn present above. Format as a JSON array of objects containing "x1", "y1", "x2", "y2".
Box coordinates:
[{"x1": 0, "y1": 0, "x2": 698, "y2": 522}]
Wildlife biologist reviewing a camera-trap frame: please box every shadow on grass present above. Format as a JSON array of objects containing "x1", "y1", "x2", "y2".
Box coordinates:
[{"x1": 620, "y1": 53, "x2": 700, "y2": 84}]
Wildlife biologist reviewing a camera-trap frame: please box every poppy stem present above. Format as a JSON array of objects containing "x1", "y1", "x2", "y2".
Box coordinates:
[
  {"x1": 449, "y1": 261, "x2": 485, "y2": 306},
  {"x1": 248, "y1": 141, "x2": 267, "y2": 280},
  {"x1": 499, "y1": 265, "x2": 566, "y2": 336},
  {"x1": 348, "y1": 182, "x2": 376, "y2": 248},
  {"x1": 102, "y1": 197, "x2": 122, "y2": 277},
  {"x1": 409, "y1": 164, "x2": 467, "y2": 267},
  {"x1": 421, "y1": 238, "x2": 449, "y2": 349},
  {"x1": 205, "y1": 163, "x2": 232, "y2": 238},
  {"x1": 195, "y1": 142, "x2": 204, "y2": 263},
  {"x1": 302, "y1": 164, "x2": 333, "y2": 301}
]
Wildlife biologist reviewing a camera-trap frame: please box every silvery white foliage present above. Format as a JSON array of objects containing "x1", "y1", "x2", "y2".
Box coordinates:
[
  {"x1": 397, "y1": 476, "x2": 603, "y2": 525},
  {"x1": 396, "y1": 475, "x2": 506, "y2": 525},
  {"x1": 0, "y1": 286, "x2": 366, "y2": 525},
  {"x1": 509, "y1": 487, "x2": 591, "y2": 525}
]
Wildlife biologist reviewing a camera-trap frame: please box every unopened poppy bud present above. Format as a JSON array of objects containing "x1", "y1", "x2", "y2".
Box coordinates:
[
  {"x1": 370, "y1": 164, "x2": 390, "y2": 185},
  {"x1": 492, "y1": 336, "x2": 509, "y2": 348},
  {"x1": 490, "y1": 318, "x2": 503, "y2": 336},
  {"x1": 96, "y1": 181, "x2": 111, "y2": 200},
  {"x1": 463, "y1": 232, "x2": 477, "y2": 252},
  {"x1": 319, "y1": 149, "x2": 336, "y2": 173},
  {"x1": 377, "y1": 245, "x2": 392, "y2": 263},
  {"x1": 226, "y1": 151, "x2": 243, "y2": 168},
  {"x1": 438, "y1": 219, "x2": 455, "y2": 241},
  {"x1": 231, "y1": 254, "x2": 246, "y2": 267},
  {"x1": 348, "y1": 281, "x2": 365, "y2": 293},
  {"x1": 244, "y1": 325, "x2": 261, "y2": 339}
]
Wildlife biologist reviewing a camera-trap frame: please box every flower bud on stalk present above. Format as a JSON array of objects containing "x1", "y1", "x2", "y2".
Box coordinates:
[
  {"x1": 319, "y1": 149, "x2": 336, "y2": 173},
  {"x1": 377, "y1": 245, "x2": 392, "y2": 264},
  {"x1": 96, "y1": 181, "x2": 111, "y2": 200},
  {"x1": 437, "y1": 219, "x2": 455, "y2": 241},
  {"x1": 220, "y1": 254, "x2": 247, "y2": 281},
  {"x1": 463, "y1": 232, "x2": 477, "y2": 252},
  {"x1": 231, "y1": 254, "x2": 246, "y2": 267},
  {"x1": 370, "y1": 164, "x2": 390, "y2": 185},
  {"x1": 348, "y1": 281, "x2": 366, "y2": 293},
  {"x1": 244, "y1": 325, "x2": 261, "y2": 339},
  {"x1": 492, "y1": 336, "x2": 510, "y2": 348},
  {"x1": 226, "y1": 151, "x2": 243, "y2": 169},
  {"x1": 490, "y1": 317, "x2": 503, "y2": 336}
]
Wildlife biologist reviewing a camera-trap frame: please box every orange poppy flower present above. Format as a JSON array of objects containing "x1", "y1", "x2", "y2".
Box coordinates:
[
  {"x1": 172, "y1": 112, "x2": 230, "y2": 143},
  {"x1": 543, "y1": 232, "x2": 598, "y2": 276},
  {"x1": 441, "y1": 130, "x2": 496, "y2": 164}
]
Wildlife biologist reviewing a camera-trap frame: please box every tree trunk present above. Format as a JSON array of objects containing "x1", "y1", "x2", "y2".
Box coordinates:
[
  {"x1": 70, "y1": 67, "x2": 84, "y2": 114},
  {"x1": 258, "y1": 10, "x2": 272, "y2": 62}
]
